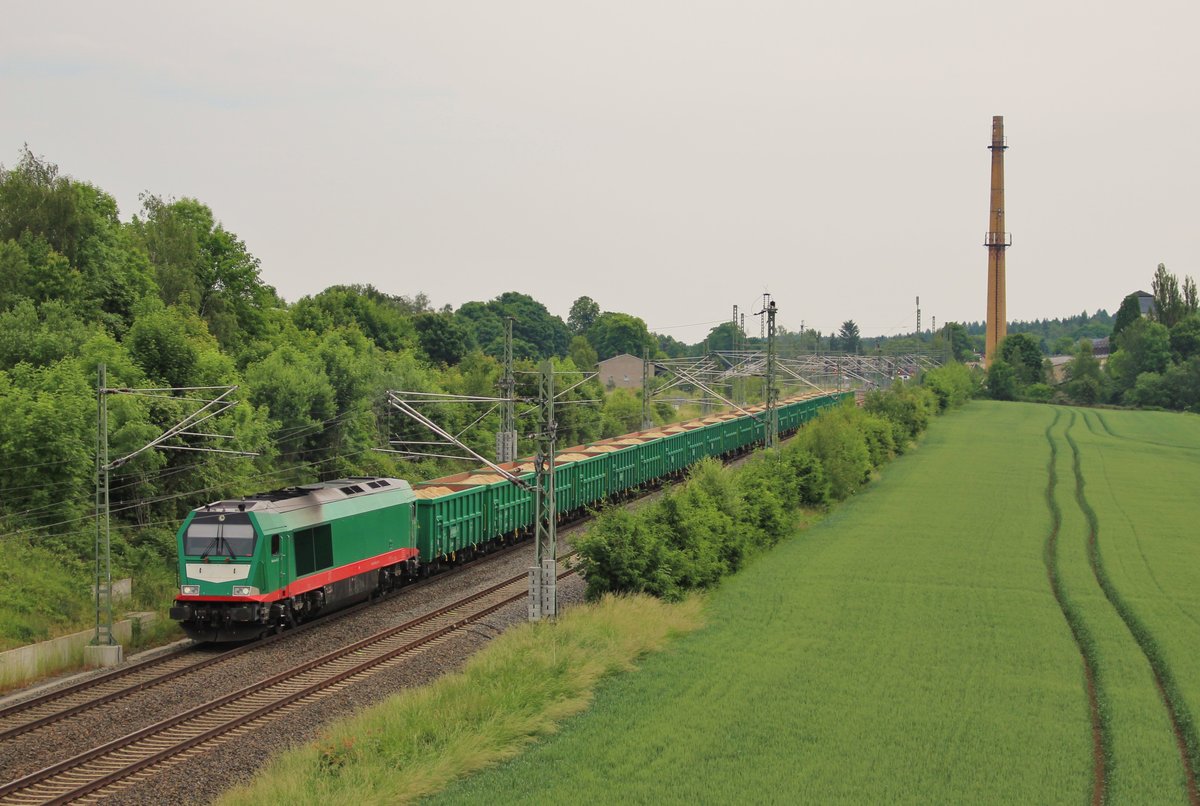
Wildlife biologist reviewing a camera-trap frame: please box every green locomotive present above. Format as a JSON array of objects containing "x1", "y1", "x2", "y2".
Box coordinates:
[{"x1": 169, "y1": 478, "x2": 417, "y2": 641}]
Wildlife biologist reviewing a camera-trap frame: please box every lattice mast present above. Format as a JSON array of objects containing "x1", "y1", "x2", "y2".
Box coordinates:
[
  {"x1": 529, "y1": 361, "x2": 557, "y2": 620},
  {"x1": 497, "y1": 317, "x2": 517, "y2": 462},
  {"x1": 985, "y1": 116, "x2": 1010, "y2": 365},
  {"x1": 756, "y1": 297, "x2": 779, "y2": 449}
]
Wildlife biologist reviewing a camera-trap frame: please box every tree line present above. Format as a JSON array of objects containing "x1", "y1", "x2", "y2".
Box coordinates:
[
  {"x1": 0, "y1": 149, "x2": 717, "y2": 642},
  {"x1": 984, "y1": 264, "x2": 1200, "y2": 411}
]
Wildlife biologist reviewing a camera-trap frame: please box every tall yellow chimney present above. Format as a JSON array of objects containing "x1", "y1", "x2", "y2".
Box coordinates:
[{"x1": 984, "y1": 116, "x2": 1009, "y2": 365}]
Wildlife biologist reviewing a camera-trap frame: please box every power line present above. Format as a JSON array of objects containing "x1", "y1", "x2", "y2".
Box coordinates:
[
  {"x1": 0, "y1": 406, "x2": 372, "y2": 512},
  {"x1": 0, "y1": 448, "x2": 382, "y2": 545},
  {"x1": 0, "y1": 457, "x2": 76, "y2": 473}
]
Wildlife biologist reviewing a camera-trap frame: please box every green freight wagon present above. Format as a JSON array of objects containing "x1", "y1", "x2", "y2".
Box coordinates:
[
  {"x1": 563, "y1": 450, "x2": 611, "y2": 510},
  {"x1": 489, "y1": 464, "x2": 535, "y2": 537},
  {"x1": 409, "y1": 390, "x2": 850, "y2": 566},
  {"x1": 413, "y1": 472, "x2": 497, "y2": 564}
]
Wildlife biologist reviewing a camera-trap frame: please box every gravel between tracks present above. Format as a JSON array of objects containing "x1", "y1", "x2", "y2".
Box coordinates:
[{"x1": 0, "y1": 533, "x2": 585, "y2": 803}]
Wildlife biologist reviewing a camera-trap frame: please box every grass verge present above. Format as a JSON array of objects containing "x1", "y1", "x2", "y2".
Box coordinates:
[{"x1": 216, "y1": 594, "x2": 705, "y2": 806}]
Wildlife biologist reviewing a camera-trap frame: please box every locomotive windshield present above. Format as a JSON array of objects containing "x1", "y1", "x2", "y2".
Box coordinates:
[{"x1": 184, "y1": 513, "x2": 257, "y2": 558}]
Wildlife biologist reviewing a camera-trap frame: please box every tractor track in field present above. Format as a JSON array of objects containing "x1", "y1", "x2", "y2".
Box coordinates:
[
  {"x1": 1043, "y1": 409, "x2": 1108, "y2": 805},
  {"x1": 1083, "y1": 416, "x2": 1200, "y2": 634},
  {"x1": 1091, "y1": 410, "x2": 1200, "y2": 454},
  {"x1": 1064, "y1": 414, "x2": 1200, "y2": 805}
]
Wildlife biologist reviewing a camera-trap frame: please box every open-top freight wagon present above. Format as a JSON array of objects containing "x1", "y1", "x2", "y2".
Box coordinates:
[{"x1": 170, "y1": 391, "x2": 849, "y2": 640}]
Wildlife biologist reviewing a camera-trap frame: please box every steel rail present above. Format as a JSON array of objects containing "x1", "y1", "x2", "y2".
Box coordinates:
[
  {"x1": 0, "y1": 645, "x2": 225, "y2": 744},
  {"x1": 0, "y1": 531, "x2": 539, "y2": 747},
  {"x1": 0, "y1": 567, "x2": 573, "y2": 804}
]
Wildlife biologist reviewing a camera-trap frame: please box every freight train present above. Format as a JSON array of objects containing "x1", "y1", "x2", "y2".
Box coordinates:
[{"x1": 169, "y1": 391, "x2": 849, "y2": 640}]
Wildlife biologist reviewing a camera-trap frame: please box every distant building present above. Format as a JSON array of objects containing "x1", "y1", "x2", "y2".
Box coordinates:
[
  {"x1": 1134, "y1": 290, "x2": 1156, "y2": 317},
  {"x1": 1053, "y1": 336, "x2": 1110, "y2": 384},
  {"x1": 1048, "y1": 354, "x2": 1073, "y2": 383},
  {"x1": 598, "y1": 353, "x2": 654, "y2": 389}
]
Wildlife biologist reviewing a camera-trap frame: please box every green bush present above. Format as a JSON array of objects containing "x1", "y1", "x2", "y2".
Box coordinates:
[
  {"x1": 864, "y1": 383, "x2": 936, "y2": 441},
  {"x1": 1022, "y1": 383, "x2": 1054, "y2": 403},
  {"x1": 860, "y1": 413, "x2": 896, "y2": 468},
  {"x1": 572, "y1": 509, "x2": 678, "y2": 601},
  {"x1": 734, "y1": 456, "x2": 790, "y2": 549},
  {"x1": 923, "y1": 362, "x2": 979, "y2": 410},
  {"x1": 788, "y1": 447, "x2": 831, "y2": 508},
  {"x1": 794, "y1": 406, "x2": 872, "y2": 500}
]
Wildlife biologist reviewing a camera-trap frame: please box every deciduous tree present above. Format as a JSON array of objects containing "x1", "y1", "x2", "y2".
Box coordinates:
[
  {"x1": 999, "y1": 333, "x2": 1044, "y2": 386},
  {"x1": 1112, "y1": 293, "x2": 1144, "y2": 339},
  {"x1": 1065, "y1": 340, "x2": 1106, "y2": 404},
  {"x1": 986, "y1": 359, "x2": 1017, "y2": 401},
  {"x1": 568, "y1": 295, "x2": 600, "y2": 334},
  {"x1": 587, "y1": 312, "x2": 655, "y2": 360}
]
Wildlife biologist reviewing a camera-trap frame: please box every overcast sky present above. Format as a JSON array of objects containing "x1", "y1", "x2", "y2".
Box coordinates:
[{"x1": 3, "y1": 2, "x2": 1197, "y2": 342}]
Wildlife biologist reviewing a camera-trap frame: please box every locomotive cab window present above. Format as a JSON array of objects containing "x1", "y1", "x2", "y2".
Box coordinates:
[
  {"x1": 271, "y1": 534, "x2": 280, "y2": 555},
  {"x1": 183, "y1": 514, "x2": 256, "y2": 558}
]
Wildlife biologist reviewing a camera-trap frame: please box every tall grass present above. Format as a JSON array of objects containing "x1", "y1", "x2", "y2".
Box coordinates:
[{"x1": 217, "y1": 595, "x2": 704, "y2": 806}]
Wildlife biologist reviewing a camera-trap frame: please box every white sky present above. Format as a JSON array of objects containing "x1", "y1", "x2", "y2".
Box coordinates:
[{"x1": 3, "y1": 1, "x2": 1197, "y2": 342}]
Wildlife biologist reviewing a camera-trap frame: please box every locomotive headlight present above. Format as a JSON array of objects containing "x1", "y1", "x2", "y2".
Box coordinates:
[
  {"x1": 231, "y1": 586, "x2": 257, "y2": 596},
  {"x1": 180, "y1": 585, "x2": 200, "y2": 596}
]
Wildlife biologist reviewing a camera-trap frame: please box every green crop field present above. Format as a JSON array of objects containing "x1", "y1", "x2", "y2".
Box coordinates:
[{"x1": 431, "y1": 402, "x2": 1200, "y2": 805}]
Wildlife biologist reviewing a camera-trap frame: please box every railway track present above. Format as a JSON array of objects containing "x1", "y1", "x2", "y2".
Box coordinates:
[
  {"x1": 0, "y1": 644, "x2": 245, "y2": 745},
  {"x1": 0, "y1": 526, "x2": 547, "y2": 749},
  {"x1": 0, "y1": 565, "x2": 570, "y2": 805},
  {"x1": 0, "y1": 438, "x2": 761, "y2": 802}
]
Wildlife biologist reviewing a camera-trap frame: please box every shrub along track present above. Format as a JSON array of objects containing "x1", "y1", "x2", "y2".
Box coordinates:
[
  {"x1": 1043, "y1": 409, "x2": 1108, "y2": 805},
  {"x1": 1064, "y1": 413, "x2": 1200, "y2": 804}
]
